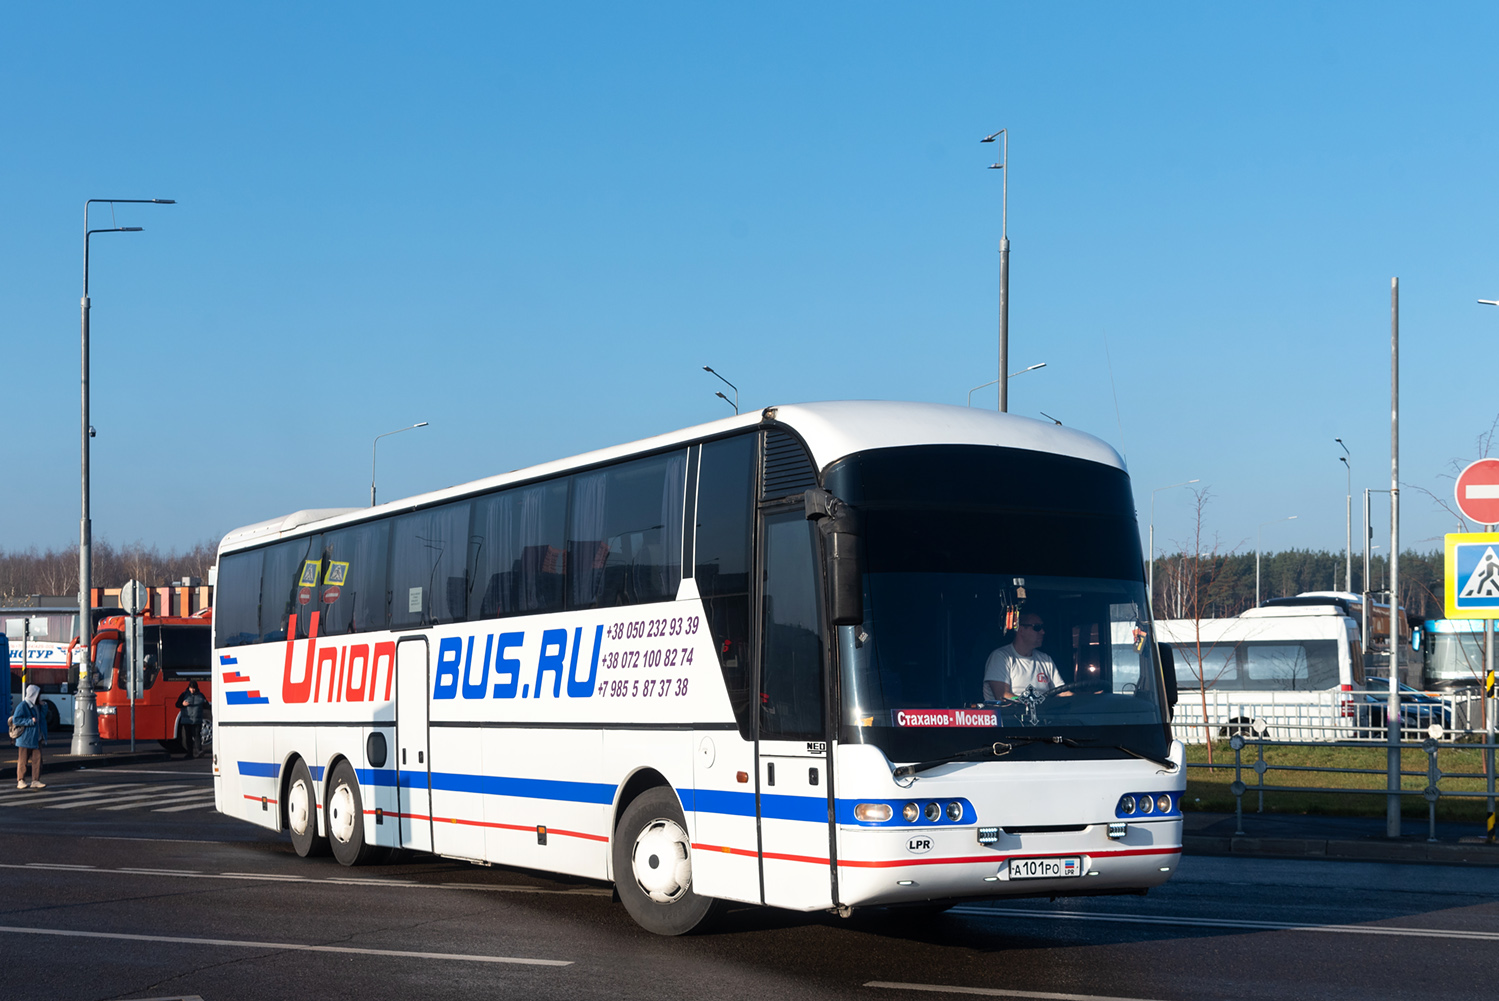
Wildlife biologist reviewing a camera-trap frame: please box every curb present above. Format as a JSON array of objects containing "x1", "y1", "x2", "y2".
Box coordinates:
[
  {"x1": 1184, "y1": 833, "x2": 1499, "y2": 866},
  {"x1": 3, "y1": 748, "x2": 181, "y2": 773}
]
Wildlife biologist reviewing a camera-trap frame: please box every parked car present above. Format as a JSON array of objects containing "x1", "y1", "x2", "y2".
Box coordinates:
[{"x1": 1356, "y1": 677, "x2": 1453, "y2": 732}]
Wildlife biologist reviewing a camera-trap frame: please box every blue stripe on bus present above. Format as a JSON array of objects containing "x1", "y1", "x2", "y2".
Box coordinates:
[
  {"x1": 237, "y1": 761, "x2": 280, "y2": 778},
  {"x1": 428, "y1": 770, "x2": 617, "y2": 805},
  {"x1": 233, "y1": 760, "x2": 829, "y2": 822},
  {"x1": 224, "y1": 691, "x2": 270, "y2": 705}
]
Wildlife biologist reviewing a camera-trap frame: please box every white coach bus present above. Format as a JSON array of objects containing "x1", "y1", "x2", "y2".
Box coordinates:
[{"x1": 210, "y1": 401, "x2": 1184, "y2": 934}]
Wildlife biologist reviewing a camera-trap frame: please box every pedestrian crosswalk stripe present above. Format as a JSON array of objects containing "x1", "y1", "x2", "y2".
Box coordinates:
[{"x1": 0, "y1": 782, "x2": 215, "y2": 814}]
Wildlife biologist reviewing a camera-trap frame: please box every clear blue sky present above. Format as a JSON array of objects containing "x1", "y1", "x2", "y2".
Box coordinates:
[{"x1": 4, "y1": 3, "x2": 1497, "y2": 565}]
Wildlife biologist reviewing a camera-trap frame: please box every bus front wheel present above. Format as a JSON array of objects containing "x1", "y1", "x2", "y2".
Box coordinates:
[
  {"x1": 326, "y1": 760, "x2": 383, "y2": 866},
  {"x1": 286, "y1": 759, "x2": 328, "y2": 858},
  {"x1": 611, "y1": 786, "x2": 719, "y2": 936}
]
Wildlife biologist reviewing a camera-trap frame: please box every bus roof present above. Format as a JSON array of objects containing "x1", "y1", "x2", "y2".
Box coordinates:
[{"x1": 218, "y1": 400, "x2": 1125, "y2": 553}]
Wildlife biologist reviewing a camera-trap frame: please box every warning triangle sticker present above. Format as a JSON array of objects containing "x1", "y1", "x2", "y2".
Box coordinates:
[{"x1": 1459, "y1": 546, "x2": 1499, "y2": 598}]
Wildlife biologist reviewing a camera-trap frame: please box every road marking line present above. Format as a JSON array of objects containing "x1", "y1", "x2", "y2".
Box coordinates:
[
  {"x1": 99, "y1": 791, "x2": 215, "y2": 812},
  {"x1": 2, "y1": 863, "x2": 612, "y2": 896},
  {"x1": 95, "y1": 769, "x2": 213, "y2": 777},
  {"x1": 152, "y1": 801, "x2": 219, "y2": 813},
  {"x1": 0, "y1": 925, "x2": 571, "y2": 966},
  {"x1": 47, "y1": 787, "x2": 199, "y2": 811},
  {"x1": 949, "y1": 905, "x2": 1499, "y2": 942},
  {"x1": 866, "y1": 982, "x2": 1163, "y2": 1001},
  {"x1": 0, "y1": 783, "x2": 148, "y2": 807}
]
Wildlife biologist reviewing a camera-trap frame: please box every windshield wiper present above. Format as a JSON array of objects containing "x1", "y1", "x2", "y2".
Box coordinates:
[
  {"x1": 1070, "y1": 738, "x2": 1178, "y2": 771},
  {"x1": 892, "y1": 736, "x2": 1078, "y2": 779}
]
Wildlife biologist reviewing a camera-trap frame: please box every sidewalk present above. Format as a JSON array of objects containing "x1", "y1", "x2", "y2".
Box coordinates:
[
  {"x1": 3, "y1": 738, "x2": 181, "y2": 775},
  {"x1": 1184, "y1": 808, "x2": 1499, "y2": 866}
]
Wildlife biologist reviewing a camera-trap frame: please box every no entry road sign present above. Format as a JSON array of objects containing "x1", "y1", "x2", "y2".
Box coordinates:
[{"x1": 1455, "y1": 459, "x2": 1499, "y2": 525}]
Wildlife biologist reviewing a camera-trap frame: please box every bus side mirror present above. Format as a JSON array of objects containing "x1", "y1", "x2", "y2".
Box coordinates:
[
  {"x1": 804, "y1": 488, "x2": 863, "y2": 626},
  {"x1": 1158, "y1": 643, "x2": 1178, "y2": 718}
]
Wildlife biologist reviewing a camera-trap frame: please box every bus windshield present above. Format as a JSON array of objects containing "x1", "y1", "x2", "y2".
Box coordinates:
[
  {"x1": 825, "y1": 444, "x2": 1170, "y2": 763},
  {"x1": 92, "y1": 637, "x2": 119, "y2": 691}
]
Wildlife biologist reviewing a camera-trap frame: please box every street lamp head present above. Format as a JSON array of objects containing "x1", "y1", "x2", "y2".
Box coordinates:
[
  {"x1": 988, "y1": 163, "x2": 1004, "y2": 170},
  {"x1": 980, "y1": 130, "x2": 1005, "y2": 143},
  {"x1": 121, "y1": 227, "x2": 143, "y2": 232},
  {"x1": 703, "y1": 365, "x2": 714, "y2": 373},
  {"x1": 151, "y1": 199, "x2": 176, "y2": 204},
  {"x1": 1478, "y1": 300, "x2": 1499, "y2": 306},
  {"x1": 414, "y1": 422, "x2": 429, "y2": 428}
]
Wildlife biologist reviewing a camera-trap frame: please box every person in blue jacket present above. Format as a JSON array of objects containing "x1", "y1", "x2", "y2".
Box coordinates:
[{"x1": 12, "y1": 684, "x2": 47, "y2": 790}]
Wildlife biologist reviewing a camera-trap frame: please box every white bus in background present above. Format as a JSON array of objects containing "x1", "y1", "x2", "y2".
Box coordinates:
[
  {"x1": 1157, "y1": 603, "x2": 1367, "y2": 741},
  {"x1": 210, "y1": 401, "x2": 1184, "y2": 935}
]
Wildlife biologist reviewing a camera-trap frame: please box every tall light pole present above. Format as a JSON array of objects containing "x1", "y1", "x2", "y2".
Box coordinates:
[
  {"x1": 76, "y1": 197, "x2": 175, "y2": 756},
  {"x1": 1148, "y1": 478, "x2": 1200, "y2": 612},
  {"x1": 1336, "y1": 438, "x2": 1352, "y2": 592},
  {"x1": 1256, "y1": 515, "x2": 1298, "y2": 607},
  {"x1": 966, "y1": 362, "x2": 1046, "y2": 407},
  {"x1": 1477, "y1": 296, "x2": 1497, "y2": 839},
  {"x1": 702, "y1": 366, "x2": 738, "y2": 414},
  {"x1": 1387, "y1": 276, "x2": 1402, "y2": 838},
  {"x1": 981, "y1": 128, "x2": 1009, "y2": 413},
  {"x1": 371, "y1": 422, "x2": 428, "y2": 506}
]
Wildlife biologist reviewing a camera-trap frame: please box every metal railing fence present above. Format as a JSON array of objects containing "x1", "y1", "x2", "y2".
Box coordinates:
[
  {"x1": 1173, "y1": 689, "x2": 1486, "y2": 744},
  {"x1": 1187, "y1": 734, "x2": 1498, "y2": 842}
]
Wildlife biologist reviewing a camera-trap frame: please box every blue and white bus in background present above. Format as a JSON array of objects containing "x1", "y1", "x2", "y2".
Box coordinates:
[{"x1": 210, "y1": 401, "x2": 1183, "y2": 934}]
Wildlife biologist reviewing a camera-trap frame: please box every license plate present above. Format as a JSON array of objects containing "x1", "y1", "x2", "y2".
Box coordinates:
[{"x1": 1008, "y1": 856, "x2": 1082, "y2": 879}]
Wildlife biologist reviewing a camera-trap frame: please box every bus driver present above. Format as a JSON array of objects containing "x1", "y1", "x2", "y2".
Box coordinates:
[{"x1": 983, "y1": 613, "x2": 1063, "y2": 701}]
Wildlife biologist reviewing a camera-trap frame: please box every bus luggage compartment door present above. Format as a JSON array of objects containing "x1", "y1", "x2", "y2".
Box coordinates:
[{"x1": 395, "y1": 637, "x2": 433, "y2": 852}]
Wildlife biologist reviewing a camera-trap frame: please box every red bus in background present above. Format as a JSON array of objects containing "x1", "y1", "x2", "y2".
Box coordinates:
[{"x1": 90, "y1": 611, "x2": 213, "y2": 753}]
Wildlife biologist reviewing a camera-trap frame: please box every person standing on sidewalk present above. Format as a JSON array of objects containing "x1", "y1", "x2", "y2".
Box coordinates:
[
  {"x1": 11, "y1": 684, "x2": 47, "y2": 790},
  {"x1": 174, "y1": 680, "x2": 209, "y2": 758}
]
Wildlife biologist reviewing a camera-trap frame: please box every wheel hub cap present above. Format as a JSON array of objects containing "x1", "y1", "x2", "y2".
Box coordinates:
[
  {"x1": 288, "y1": 779, "x2": 311, "y2": 836},
  {"x1": 632, "y1": 818, "x2": 691, "y2": 903},
  {"x1": 328, "y1": 783, "x2": 356, "y2": 844}
]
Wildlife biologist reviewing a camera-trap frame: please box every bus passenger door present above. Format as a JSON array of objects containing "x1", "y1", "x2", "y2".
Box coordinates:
[
  {"x1": 395, "y1": 637, "x2": 433, "y2": 852},
  {"x1": 755, "y1": 510, "x2": 836, "y2": 911}
]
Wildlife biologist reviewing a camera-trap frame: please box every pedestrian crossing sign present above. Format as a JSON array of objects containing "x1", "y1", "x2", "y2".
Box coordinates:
[{"x1": 1445, "y1": 532, "x2": 1499, "y2": 618}]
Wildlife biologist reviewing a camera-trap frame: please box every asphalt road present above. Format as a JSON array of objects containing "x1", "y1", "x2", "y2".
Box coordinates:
[{"x1": 2, "y1": 758, "x2": 1497, "y2": 1001}]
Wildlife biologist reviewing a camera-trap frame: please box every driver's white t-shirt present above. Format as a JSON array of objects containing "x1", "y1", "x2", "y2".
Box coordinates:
[{"x1": 983, "y1": 643, "x2": 1062, "y2": 699}]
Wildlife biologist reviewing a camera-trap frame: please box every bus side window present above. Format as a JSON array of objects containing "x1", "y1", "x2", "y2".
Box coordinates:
[
  {"x1": 260, "y1": 535, "x2": 323, "y2": 642},
  {"x1": 321, "y1": 520, "x2": 391, "y2": 635},
  {"x1": 695, "y1": 434, "x2": 756, "y2": 739},
  {"x1": 390, "y1": 502, "x2": 471, "y2": 629},
  {"x1": 469, "y1": 479, "x2": 568, "y2": 619},
  {"x1": 215, "y1": 549, "x2": 264, "y2": 649},
  {"x1": 566, "y1": 450, "x2": 687, "y2": 610}
]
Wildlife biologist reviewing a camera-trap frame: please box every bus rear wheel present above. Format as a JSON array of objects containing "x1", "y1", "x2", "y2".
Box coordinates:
[
  {"x1": 326, "y1": 760, "x2": 382, "y2": 866},
  {"x1": 286, "y1": 759, "x2": 328, "y2": 858},
  {"x1": 612, "y1": 786, "x2": 718, "y2": 936}
]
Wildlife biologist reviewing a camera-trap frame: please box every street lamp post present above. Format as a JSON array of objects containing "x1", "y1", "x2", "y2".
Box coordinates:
[
  {"x1": 981, "y1": 128, "x2": 1009, "y2": 413},
  {"x1": 1336, "y1": 438, "x2": 1352, "y2": 592},
  {"x1": 702, "y1": 366, "x2": 738, "y2": 414},
  {"x1": 1148, "y1": 479, "x2": 1200, "y2": 612},
  {"x1": 370, "y1": 422, "x2": 429, "y2": 506},
  {"x1": 966, "y1": 362, "x2": 1046, "y2": 407},
  {"x1": 1256, "y1": 515, "x2": 1298, "y2": 607},
  {"x1": 75, "y1": 197, "x2": 175, "y2": 756}
]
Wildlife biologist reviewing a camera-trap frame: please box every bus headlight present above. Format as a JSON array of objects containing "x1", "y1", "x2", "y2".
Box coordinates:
[
  {"x1": 946, "y1": 801, "x2": 962, "y2": 821},
  {"x1": 855, "y1": 803, "x2": 893, "y2": 823},
  {"x1": 902, "y1": 802, "x2": 919, "y2": 823},
  {"x1": 1139, "y1": 795, "x2": 1155, "y2": 814},
  {"x1": 924, "y1": 802, "x2": 941, "y2": 822},
  {"x1": 1155, "y1": 794, "x2": 1173, "y2": 814},
  {"x1": 1118, "y1": 794, "x2": 1136, "y2": 815}
]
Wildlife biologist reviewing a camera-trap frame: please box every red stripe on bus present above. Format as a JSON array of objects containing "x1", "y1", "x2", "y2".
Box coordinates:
[
  {"x1": 362, "y1": 810, "x2": 608, "y2": 843},
  {"x1": 693, "y1": 842, "x2": 1182, "y2": 868}
]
